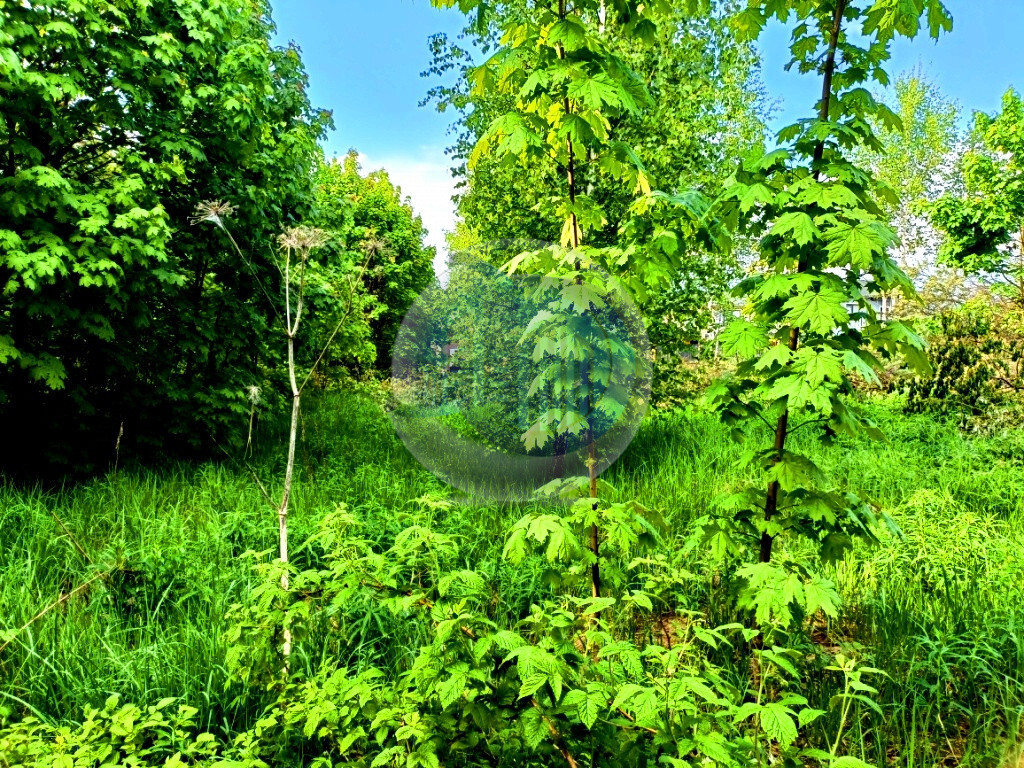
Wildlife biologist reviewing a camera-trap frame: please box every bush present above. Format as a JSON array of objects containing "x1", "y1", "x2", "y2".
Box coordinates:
[
  {"x1": 0, "y1": 696, "x2": 239, "y2": 768},
  {"x1": 650, "y1": 352, "x2": 731, "y2": 410},
  {"x1": 906, "y1": 298, "x2": 1024, "y2": 425},
  {"x1": 0, "y1": 0, "x2": 328, "y2": 475}
]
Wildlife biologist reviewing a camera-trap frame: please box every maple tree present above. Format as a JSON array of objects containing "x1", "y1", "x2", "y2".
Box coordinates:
[
  {"x1": 704, "y1": 0, "x2": 951, "y2": 625},
  {"x1": 932, "y1": 88, "x2": 1024, "y2": 306},
  {"x1": 0, "y1": 0, "x2": 329, "y2": 470},
  {"x1": 430, "y1": 0, "x2": 735, "y2": 603}
]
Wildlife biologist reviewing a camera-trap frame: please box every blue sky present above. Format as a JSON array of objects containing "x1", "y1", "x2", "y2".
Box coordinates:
[{"x1": 271, "y1": 0, "x2": 1023, "y2": 266}]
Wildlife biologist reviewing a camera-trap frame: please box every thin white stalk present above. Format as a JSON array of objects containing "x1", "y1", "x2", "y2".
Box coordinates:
[{"x1": 277, "y1": 245, "x2": 309, "y2": 663}]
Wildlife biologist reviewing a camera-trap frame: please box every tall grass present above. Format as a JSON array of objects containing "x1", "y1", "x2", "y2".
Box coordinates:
[{"x1": 1, "y1": 391, "x2": 1022, "y2": 766}]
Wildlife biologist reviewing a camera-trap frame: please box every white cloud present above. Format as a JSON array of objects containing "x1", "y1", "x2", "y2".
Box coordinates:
[{"x1": 353, "y1": 148, "x2": 458, "y2": 279}]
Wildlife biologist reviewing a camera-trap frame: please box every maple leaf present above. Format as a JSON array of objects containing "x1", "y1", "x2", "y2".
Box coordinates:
[
  {"x1": 559, "y1": 282, "x2": 606, "y2": 314},
  {"x1": 783, "y1": 289, "x2": 850, "y2": 335},
  {"x1": 771, "y1": 212, "x2": 821, "y2": 246},
  {"x1": 736, "y1": 182, "x2": 775, "y2": 212},
  {"x1": 547, "y1": 16, "x2": 587, "y2": 51},
  {"x1": 522, "y1": 421, "x2": 553, "y2": 451},
  {"x1": 720, "y1": 319, "x2": 769, "y2": 358},
  {"x1": 793, "y1": 347, "x2": 843, "y2": 387},
  {"x1": 754, "y1": 344, "x2": 792, "y2": 371},
  {"x1": 825, "y1": 220, "x2": 894, "y2": 268},
  {"x1": 842, "y1": 349, "x2": 880, "y2": 384},
  {"x1": 567, "y1": 73, "x2": 623, "y2": 111}
]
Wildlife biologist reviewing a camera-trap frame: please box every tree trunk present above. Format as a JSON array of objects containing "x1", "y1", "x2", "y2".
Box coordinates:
[
  {"x1": 555, "y1": 0, "x2": 600, "y2": 601},
  {"x1": 588, "y1": 441, "x2": 600, "y2": 599}
]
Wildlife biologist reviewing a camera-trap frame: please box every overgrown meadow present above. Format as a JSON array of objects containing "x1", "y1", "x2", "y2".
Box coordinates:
[
  {"x1": 2, "y1": 392, "x2": 1023, "y2": 767},
  {"x1": 3, "y1": 0, "x2": 1024, "y2": 766}
]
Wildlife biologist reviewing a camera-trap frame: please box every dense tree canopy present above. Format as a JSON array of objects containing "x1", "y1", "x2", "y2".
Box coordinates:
[
  {"x1": 426, "y1": 0, "x2": 766, "y2": 249},
  {"x1": 0, "y1": 0, "x2": 333, "y2": 471},
  {"x1": 932, "y1": 88, "x2": 1024, "y2": 305},
  {"x1": 312, "y1": 152, "x2": 437, "y2": 371},
  {"x1": 0, "y1": 0, "x2": 439, "y2": 475},
  {"x1": 426, "y1": 0, "x2": 766, "y2": 397},
  {"x1": 857, "y1": 73, "x2": 973, "y2": 315}
]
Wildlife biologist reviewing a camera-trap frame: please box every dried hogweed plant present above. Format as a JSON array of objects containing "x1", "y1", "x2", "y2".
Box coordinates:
[{"x1": 193, "y1": 202, "x2": 371, "y2": 665}]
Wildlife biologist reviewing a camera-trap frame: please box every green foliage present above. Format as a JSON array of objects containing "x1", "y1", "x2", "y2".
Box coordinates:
[
  {"x1": 217, "y1": 504, "x2": 873, "y2": 768},
  {"x1": 398, "y1": 253, "x2": 544, "y2": 455},
  {"x1": 437, "y1": 0, "x2": 733, "y2": 461},
  {"x1": 2, "y1": 393, "x2": 1024, "y2": 767},
  {"x1": 511, "y1": 251, "x2": 649, "y2": 452},
  {"x1": 312, "y1": 153, "x2": 436, "y2": 371},
  {"x1": 860, "y1": 72, "x2": 960, "y2": 217},
  {"x1": 651, "y1": 355, "x2": 731, "y2": 410},
  {"x1": 931, "y1": 88, "x2": 1024, "y2": 304},
  {"x1": 502, "y1": 476, "x2": 665, "y2": 593},
  {"x1": 705, "y1": 0, "x2": 950, "y2": 615},
  {"x1": 426, "y1": 1, "x2": 764, "y2": 247},
  {"x1": 906, "y1": 297, "x2": 1024, "y2": 421},
  {"x1": 0, "y1": 696, "x2": 247, "y2": 768},
  {"x1": 425, "y1": 0, "x2": 755, "y2": 356},
  {"x1": 853, "y1": 71, "x2": 976, "y2": 317},
  {"x1": 432, "y1": 0, "x2": 706, "y2": 603},
  {"x1": 0, "y1": 0, "x2": 329, "y2": 472},
  {"x1": 4, "y1": 2, "x2": 1024, "y2": 768},
  {"x1": 452, "y1": 0, "x2": 660, "y2": 243}
]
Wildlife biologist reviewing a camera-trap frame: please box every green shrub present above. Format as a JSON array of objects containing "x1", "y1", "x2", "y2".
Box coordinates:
[
  {"x1": 0, "y1": 696, "x2": 241, "y2": 768},
  {"x1": 907, "y1": 298, "x2": 1024, "y2": 424}
]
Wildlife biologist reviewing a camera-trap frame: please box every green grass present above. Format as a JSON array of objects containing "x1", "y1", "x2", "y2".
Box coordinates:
[{"x1": 1, "y1": 391, "x2": 1023, "y2": 766}]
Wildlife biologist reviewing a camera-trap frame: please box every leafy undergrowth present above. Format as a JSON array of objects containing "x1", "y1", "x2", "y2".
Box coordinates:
[{"x1": 1, "y1": 392, "x2": 1022, "y2": 767}]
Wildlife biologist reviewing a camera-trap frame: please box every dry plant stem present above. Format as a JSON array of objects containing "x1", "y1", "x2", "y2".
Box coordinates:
[
  {"x1": 0, "y1": 571, "x2": 108, "y2": 655},
  {"x1": 760, "y1": 0, "x2": 847, "y2": 565},
  {"x1": 532, "y1": 698, "x2": 579, "y2": 768},
  {"x1": 246, "y1": 403, "x2": 256, "y2": 458},
  {"x1": 278, "y1": 243, "x2": 309, "y2": 661},
  {"x1": 199, "y1": 209, "x2": 346, "y2": 666},
  {"x1": 277, "y1": 239, "x2": 365, "y2": 662},
  {"x1": 280, "y1": 370, "x2": 298, "y2": 661},
  {"x1": 112, "y1": 421, "x2": 123, "y2": 477},
  {"x1": 50, "y1": 512, "x2": 93, "y2": 565}
]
